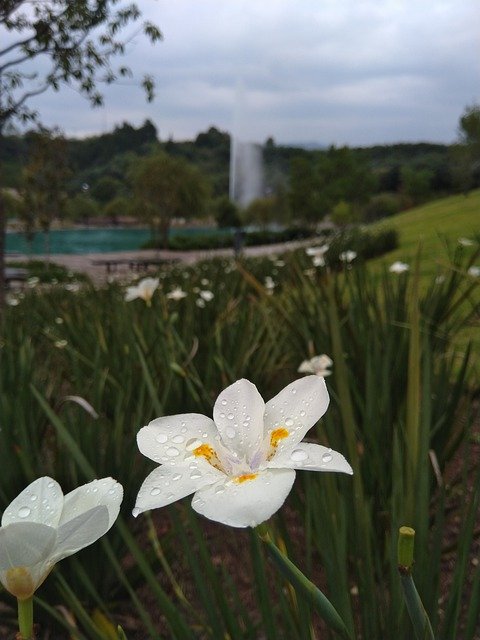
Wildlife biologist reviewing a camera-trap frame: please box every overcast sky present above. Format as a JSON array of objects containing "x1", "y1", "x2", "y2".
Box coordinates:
[{"x1": 8, "y1": 0, "x2": 480, "y2": 146}]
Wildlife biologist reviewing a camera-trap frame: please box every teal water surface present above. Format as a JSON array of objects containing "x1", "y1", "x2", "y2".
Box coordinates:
[{"x1": 6, "y1": 227, "x2": 222, "y2": 255}]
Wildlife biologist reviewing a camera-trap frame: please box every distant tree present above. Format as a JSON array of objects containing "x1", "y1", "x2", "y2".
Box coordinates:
[
  {"x1": 213, "y1": 196, "x2": 241, "y2": 228},
  {"x1": 91, "y1": 176, "x2": 124, "y2": 205},
  {"x1": 242, "y1": 197, "x2": 279, "y2": 229},
  {"x1": 103, "y1": 195, "x2": 131, "y2": 224},
  {"x1": 400, "y1": 167, "x2": 433, "y2": 206},
  {"x1": 131, "y1": 153, "x2": 210, "y2": 248},
  {"x1": 454, "y1": 103, "x2": 480, "y2": 192},
  {"x1": 0, "y1": 0, "x2": 162, "y2": 309},
  {"x1": 65, "y1": 194, "x2": 100, "y2": 225},
  {"x1": 288, "y1": 156, "x2": 325, "y2": 225},
  {"x1": 330, "y1": 200, "x2": 359, "y2": 227},
  {"x1": 21, "y1": 128, "x2": 70, "y2": 258}
]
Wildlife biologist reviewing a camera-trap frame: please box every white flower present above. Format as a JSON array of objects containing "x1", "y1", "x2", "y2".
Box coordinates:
[
  {"x1": 199, "y1": 290, "x2": 214, "y2": 302},
  {"x1": 27, "y1": 277, "x2": 40, "y2": 288},
  {"x1": 65, "y1": 282, "x2": 80, "y2": 293},
  {"x1": 196, "y1": 298, "x2": 206, "y2": 308},
  {"x1": 467, "y1": 266, "x2": 480, "y2": 277},
  {"x1": 125, "y1": 277, "x2": 159, "y2": 305},
  {"x1": 6, "y1": 296, "x2": 19, "y2": 306},
  {"x1": 458, "y1": 237, "x2": 474, "y2": 247},
  {"x1": 298, "y1": 355, "x2": 333, "y2": 377},
  {"x1": 166, "y1": 287, "x2": 187, "y2": 301},
  {"x1": 200, "y1": 278, "x2": 210, "y2": 286},
  {"x1": 312, "y1": 255, "x2": 326, "y2": 267},
  {"x1": 306, "y1": 244, "x2": 329, "y2": 257},
  {"x1": 264, "y1": 276, "x2": 276, "y2": 291},
  {"x1": 55, "y1": 317, "x2": 64, "y2": 325},
  {"x1": 133, "y1": 377, "x2": 352, "y2": 528},
  {"x1": 389, "y1": 261, "x2": 409, "y2": 274},
  {"x1": 435, "y1": 275, "x2": 446, "y2": 284},
  {"x1": 54, "y1": 339, "x2": 68, "y2": 349},
  {"x1": 339, "y1": 250, "x2": 357, "y2": 263},
  {"x1": 0, "y1": 477, "x2": 122, "y2": 599}
]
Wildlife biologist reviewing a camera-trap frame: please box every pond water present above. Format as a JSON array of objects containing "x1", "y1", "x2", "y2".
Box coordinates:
[{"x1": 6, "y1": 226, "x2": 224, "y2": 255}]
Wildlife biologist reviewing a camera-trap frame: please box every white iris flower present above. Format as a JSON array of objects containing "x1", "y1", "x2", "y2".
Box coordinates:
[
  {"x1": 298, "y1": 355, "x2": 333, "y2": 377},
  {"x1": 125, "y1": 277, "x2": 159, "y2": 305},
  {"x1": 0, "y1": 477, "x2": 123, "y2": 599},
  {"x1": 134, "y1": 377, "x2": 352, "y2": 528}
]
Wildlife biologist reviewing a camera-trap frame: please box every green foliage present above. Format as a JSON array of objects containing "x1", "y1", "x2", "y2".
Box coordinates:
[
  {"x1": 65, "y1": 195, "x2": 100, "y2": 223},
  {"x1": 213, "y1": 196, "x2": 241, "y2": 228},
  {"x1": 243, "y1": 196, "x2": 284, "y2": 229},
  {"x1": 102, "y1": 196, "x2": 132, "y2": 223},
  {"x1": 362, "y1": 192, "x2": 402, "y2": 222},
  {"x1": 131, "y1": 153, "x2": 210, "y2": 247},
  {"x1": 91, "y1": 177, "x2": 124, "y2": 206}
]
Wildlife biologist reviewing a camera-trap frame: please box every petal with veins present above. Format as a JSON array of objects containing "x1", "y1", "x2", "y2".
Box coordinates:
[
  {"x1": 192, "y1": 468, "x2": 295, "y2": 528},
  {"x1": 0, "y1": 521, "x2": 56, "y2": 571},
  {"x1": 137, "y1": 413, "x2": 218, "y2": 467},
  {"x1": 133, "y1": 463, "x2": 223, "y2": 516},
  {"x1": 264, "y1": 376, "x2": 329, "y2": 456},
  {"x1": 60, "y1": 478, "x2": 123, "y2": 529},
  {"x1": 52, "y1": 506, "x2": 109, "y2": 563},
  {"x1": 1, "y1": 477, "x2": 64, "y2": 528},
  {"x1": 213, "y1": 379, "x2": 265, "y2": 460},
  {"x1": 268, "y1": 443, "x2": 353, "y2": 475}
]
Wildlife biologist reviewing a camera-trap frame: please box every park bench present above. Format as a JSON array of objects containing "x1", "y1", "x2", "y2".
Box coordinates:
[
  {"x1": 91, "y1": 257, "x2": 179, "y2": 274},
  {"x1": 4, "y1": 267, "x2": 28, "y2": 288}
]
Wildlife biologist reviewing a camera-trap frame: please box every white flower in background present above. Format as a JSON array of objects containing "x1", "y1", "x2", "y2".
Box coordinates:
[
  {"x1": 54, "y1": 340, "x2": 68, "y2": 349},
  {"x1": 274, "y1": 259, "x2": 285, "y2": 267},
  {"x1": 27, "y1": 277, "x2": 40, "y2": 288},
  {"x1": 339, "y1": 250, "x2": 357, "y2": 263},
  {"x1": 196, "y1": 298, "x2": 206, "y2": 308},
  {"x1": 467, "y1": 266, "x2": 480, "y2": 277},
  {"x1": 125, "y1": 277, "x2": 159, "y2": 306},
  {"x1": 200, "y1": 278, "x2": 210, "y2": 286},
  {"x1": 264, "y1": 276, "x2": 276, "y2": 291},
  {"x1": 55, "y1": 317, "x2": 64, "y2": 325},
  {"x1": 134, "y1": 377, "x2": 352, "y2": 528},
  {"x1": 435, "y1": 275, "x2": 446, "y2": 285},
  {"x1": 0, "y1": 477, "x2": 122, "y2": 599},
  {"x1": 389, "y1": 261, "x2": 409, "y2": 274},
  {"x1": 298, "y1": 354, "x2": 333, "y2": 377},
  {"x1": 65, "y1": 282, "x2": 80, "y2": 293},
  {"x1": 166, "y1": 287, "x2": 187, "y2": 301},
  {"x1": 303, "y1": 268, "x2": 316, "y2": 278},
  {"x1": 199, "y1": 290, "x2": 214, "y2": 302},
  {"x1": 312, "y1": 255, "x2": 326, "y2": 267},
  {"x1": 306, "y1": 244, "x2": 329, "y2": 257},
  {"x1": 458, "y1": 237, "x2": 474, "y2": 247},
  {"x1": 6, "y1": 296, "x2": 19, "y2": 306}
]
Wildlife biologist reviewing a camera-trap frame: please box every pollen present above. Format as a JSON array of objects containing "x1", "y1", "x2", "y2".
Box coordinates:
[
  {"x1": 270, "y1": 428, "x2": 289, "y2": 446},
  {"x1": 234, "y1": 473, "x2": 258, "y2": 484},
  {"x1": 193, "y1": 444, "x2": 224, "y2": 472}
]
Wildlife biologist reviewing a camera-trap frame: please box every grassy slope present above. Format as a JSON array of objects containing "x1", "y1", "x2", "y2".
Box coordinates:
[{"x1": 370, "y1": 189, "x2": 479, "y2": 275}]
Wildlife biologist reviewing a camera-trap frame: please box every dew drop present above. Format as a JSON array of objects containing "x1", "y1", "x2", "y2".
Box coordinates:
[
  {"x1": 47, "y1": 481, "x2": 55, "y2": 488},
  {"x1": 172, "y1": 473, "x2": 182, "y2": 481},
  {"x1": 322, "y1": 451, "x2": 333, "y2": 463},
  {"x1": 18, "y1": 506, "x2": 31, "y2": 518},
  {"x1": 291, "y1": 388, "x2": 297, "y2": 394},
  {"x1": 227, "y1": 413, "x2": 234, "y2": 420},
  {"x1": 242, "y1": 420, "x2": 249, "y2": 427},
  {"x1": 156, "y1": 433, "x2": 168, "y2": 444},
  {"x1": 225, "y1": 426, "x2": 236, "y2": 439},
  {"x1": 186, "y1": 438, "x2": 202, "y2": 451},
  {"x1": 166, "y1": 447, "x2": 180, "y2": 457},
  {"x1": 150, "y1": 487, "x2": 161, "y2": 496},
  {"x1": 132, "y1": 507, "x2": 140, "y2": 518},
  {"x1": 215, "y1": 485, "x2": 225, "y2": 494},
  {"x1": 285, "y1": 418, "x2": 294, "y2": 427},
  {"x1": 300, "y1": 410, "x2": 306, "y2": 417},
  {"x1": 172, "y1": 435, "x2": 184, "y2": 444},
  {"x1": 190, "y1": 471, "x2": 202, "y2": 480},
  {"x1": 221, "y1": 399, "x2": 227, "y2": 406},
  {"x1": 219, "y1": 412, "x2": 225, "y2": 419},
  {"x1": 30, "y1": 494, "x2": 38, "y2": 502},
  {"x1": 290, "y1": 449, "x2": 309, "y2": 462}
]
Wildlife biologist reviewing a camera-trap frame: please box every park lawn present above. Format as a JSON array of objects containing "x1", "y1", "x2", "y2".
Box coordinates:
[{"x1": 370, "y1": 189, "x2": 479, "y2": 276}]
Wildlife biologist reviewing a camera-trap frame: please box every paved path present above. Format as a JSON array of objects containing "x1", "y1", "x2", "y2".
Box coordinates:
[{"x1": 7, "y1": 239, "x2": 314, "y2": 284}]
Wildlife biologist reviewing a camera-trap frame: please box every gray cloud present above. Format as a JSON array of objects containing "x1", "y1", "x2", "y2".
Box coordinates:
[{"x1": 6, "y1": 0, "x2": 479, "y2": 145}]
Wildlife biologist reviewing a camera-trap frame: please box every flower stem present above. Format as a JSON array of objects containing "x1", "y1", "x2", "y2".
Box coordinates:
[
  {"x1": 17, "y1": 596, "x2": 34, "y2": 640},
  {"x1": 256, "y1": 525, "x2": 353, "y2": 640}
]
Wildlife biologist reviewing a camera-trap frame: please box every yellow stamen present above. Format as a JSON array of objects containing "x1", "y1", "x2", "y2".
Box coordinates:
[
  {"x1": 270, "y1": 428, "x2": 289, "y2": 447},
  {"x1": 193, "y1": 444, "x2": 224, "y2": 472},
  {"x1": 234, "y1": 473, "x2": 258, "y2": 484}
]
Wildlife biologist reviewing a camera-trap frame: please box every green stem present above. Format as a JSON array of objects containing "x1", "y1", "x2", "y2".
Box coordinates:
[
  {"x1": 18, "y1": 596, "x2": 34, "y2": 640},
  {"x1": 256, "y1": 526, "x2": 353, "y2": 640}
]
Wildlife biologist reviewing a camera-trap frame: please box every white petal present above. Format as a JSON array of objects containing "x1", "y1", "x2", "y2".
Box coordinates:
[
  {"x1": 0, "y1": 522, "x2": 56, "y2": 570},
  {"x1": 133, "y1": 463, "x2": 222, "y2": 516},
  {"x1": 268, "y1": 443, "x2": 353, "y2": 475},
  {"x1": 125, "y1": 287, "x2": 139, "y2": 301},
  {"x1": 1, "y1": 477, "x2": 64, "y2": 528},
  {"x1": 264, "y1": 377, "x2": 329, "y2": 456},
  {"x1": 213, "y1": 379, "x2": 266, "y2": 460},
  {"x1": 192, "y1": 468, "x2": 296, "y2": 528},
  {"x1": 60, "y1": 478, "x2": 123, "y2": 529},
  {"x1": 52, "y1": 505, "x2": 109, "y2": 563},
  {"x1": 137, "y1": 413, "x2": 218, "y2": 467},
  {"x1": 297, "y1": 360, "x2": 314, "y2": 374}
]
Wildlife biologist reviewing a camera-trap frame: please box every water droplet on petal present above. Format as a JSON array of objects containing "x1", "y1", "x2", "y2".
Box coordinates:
[
  {"x1": 226, "y1": 427, "x2": 236, "y2": 439},
  {"x1": 285, "y1": 418, "x2": 294, "y2": 427},
  {"x1": 190, "y1": 471, "x2": 202, "y2": 480},
  {"x1": 30, "y1": 494, "x2": 37, "y2": 502},
  {"x1": 172, "y1": 435, "x2": 184, "y2": 444},
  {"x1": 215, "y1": 485, "x2": 225, "y2": 494},
  {"x1": 150, "y1": 487, "x2": 161, "y2": 496},
  {"x1": 172, "y1": 473, "x2": 182, "y2": 481},
  {"x1": 186, "y1": 438, "x2": 202, "y2": 451},
  {"x1": 220, "y1": 412, "x2": 225, "y2": 419},
  {"x1": 292, "y1": 388, "x2": 297, "y2": 394},
  {"x1": 156, "y1": 433, "x2": 168, "y2": 444},
  {"x1": 290, "y1": 449, "x2": 309, "y2": 462},
  {"x1": 18, "y1": 506, "x2": 31, "y2": 518},
  {"x1": 300, "y1": 410, "x2": 306, "y2": 417},
  {"x1": 221, "y1": 399, "x2": 227, "y2": 406},
  {"x1": 322, "y1": 452, "x2": 333, "y2": 463},
  {"x1": 132, "y1": 507, "x2": 140, "y2": 518},
  {"x1": 47, "y1": 481, "x2": 55, "y2": 488},
  {"x1": 166, "y1": 447, "x2": 180, "y2": 457}
]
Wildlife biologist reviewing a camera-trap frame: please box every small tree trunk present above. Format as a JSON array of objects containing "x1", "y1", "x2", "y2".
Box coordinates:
[{"x1": 0, "y1": 150, "x2": 6, "y2": 317}]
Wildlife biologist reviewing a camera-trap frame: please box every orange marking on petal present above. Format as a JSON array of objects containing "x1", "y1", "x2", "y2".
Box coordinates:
[
  {"x1": 270, "y1": 428, "x2": 289, "y2": 447},
  {"x1": 234, "y1": 473, "x2": 258, "y2": 484},
  {"x1": 193, "y1": 444, "x2": 224, "y2": 472}
]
